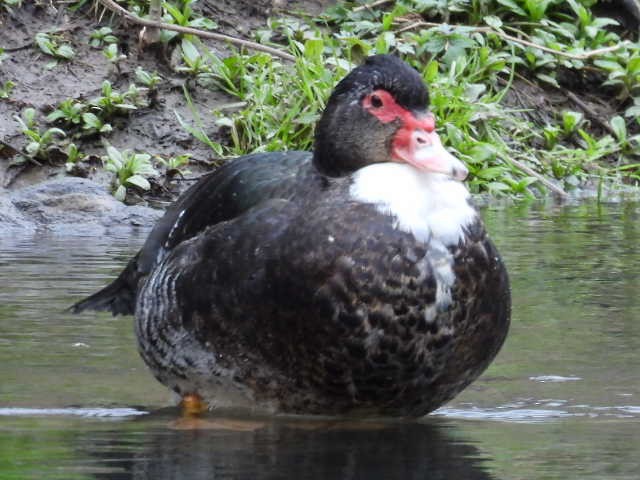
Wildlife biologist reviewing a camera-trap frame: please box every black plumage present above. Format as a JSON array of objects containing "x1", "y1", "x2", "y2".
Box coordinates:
[{"x1": 72, "y1": 55, "x2": 510, "y2": 416}]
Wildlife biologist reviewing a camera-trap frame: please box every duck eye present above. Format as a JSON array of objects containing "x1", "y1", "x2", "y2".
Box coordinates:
[{"x1": 370, "y1": 94, "x2": 383, "y2": 108}]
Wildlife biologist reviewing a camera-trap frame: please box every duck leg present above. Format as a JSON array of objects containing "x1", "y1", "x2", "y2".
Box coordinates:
[{"x1": 180, "y1": 393, "x2": 208, "y2": 416}]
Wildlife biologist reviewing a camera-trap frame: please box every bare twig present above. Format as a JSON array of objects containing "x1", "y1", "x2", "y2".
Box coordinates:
[
  {"x1": 508, "y1": 157, "x2": 568, "y2": 197},
  {"x1": 565, "y1": 90, "x2": 616, "y2": 136},
  {"x1": 96, "y1": 0, "x2": 296, "y2": 62},
  {"x1": 353, "y1": 0, "x2": 394, "y2": 13},
  {"x1": 395, "y1": 20, "x2": 628, "y2": 60},
  {"x1": 3, "y1": 42, "x2": 34, "y2": 52}
]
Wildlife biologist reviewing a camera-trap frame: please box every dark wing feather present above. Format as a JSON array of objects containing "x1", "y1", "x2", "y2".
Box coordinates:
[{"x1": 70, "y1": 151, "x2": 315, "y2": 315}]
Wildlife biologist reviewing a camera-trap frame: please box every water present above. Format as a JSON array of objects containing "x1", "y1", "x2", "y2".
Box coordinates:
[{"x1": 1, "y1": 201, "x2": 639, "y2": 479}]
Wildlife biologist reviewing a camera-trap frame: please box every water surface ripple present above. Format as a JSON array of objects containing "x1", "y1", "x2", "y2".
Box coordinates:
[{"x1": 1, "y1": 202, "x2": 639, "y2": 479}]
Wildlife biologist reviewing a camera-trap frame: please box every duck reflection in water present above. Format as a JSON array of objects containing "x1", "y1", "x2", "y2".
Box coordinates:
[{"x1": 82, "y1": 413, "x2": 494, "y2": 480}]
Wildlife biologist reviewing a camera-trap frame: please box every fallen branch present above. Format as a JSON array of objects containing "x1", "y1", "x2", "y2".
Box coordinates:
[
  {"x1": 395, "y1": 20, "x2": 628, "y2": 61},
  {"x1": 3, "y1": 42, "x2": 33, "y2": 52},
  {"x1": 565, "y1": 90, "x2": 616, "y2": 136},
  {"x1": 353, "y1": 0, "x2": 394, "y2": 13},
  {"x1": 95, "y1": 0, "x2": 296, "y2": 62},
  {"x1": 508, "y1": 157, "x2": 568, "y2": 197}
]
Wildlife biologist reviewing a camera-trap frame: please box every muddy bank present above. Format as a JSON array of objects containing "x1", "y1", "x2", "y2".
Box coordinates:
[
  {"x1": 1, "y1": 0, "x2": 639, "y2": 230},
  {"x1": 0, "y1": 0, "x2": 331, "y2": 229},
  {"x1": 1, "y1": 2, "x2": 238, "y2": 190}
]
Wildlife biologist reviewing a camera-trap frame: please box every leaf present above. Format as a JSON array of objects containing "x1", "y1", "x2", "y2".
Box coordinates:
[
  {"x1": 101, "y1": 80, "x2": 113, "y2": 97},
  {"x1": 562, "y1": 111, "x2": 583, "y2": 133},
  {"x1": 181, "y1": 38, "x2": 201, "y2": 65},
  {"x1": 487, "y1": 181, "x2": 511, "y2": 192},
  {"x1": 375, "y1": 32, "x2": 396, "y2": 54},
  {"x1": 593, "y1": 59, "x2": 623, "y2": 71},
  {"x1": 470, "y1": 143, "x2": 497, "y2": 163},
  {"x1": 24, "y1": 131, "x2": 40, "y2": 142},
  {"x1": 524, "y1": 0, "x2": 552, "y2": 21},
  {"x1": 189, "y1": 17, "x2": 217, "y2": 30},
  {"x1": 114, "y1": 184, "x2": 127, "y2": 201},
  {"x1": 82, "y1": 112, "x2": 101, "y2": 129},
  {"x1": 591, "y1": 17, "x2": 619, "y2": 29},
  {"x1": 303, "y1": 38, "x2": 324, "y2": 62},
  {"x1": 215, "y1": 116, "x2": 234, "y2": 128},
  {"x1": 625, "y1": 105, "x2": 640, "y2": 118},
  {"x1": 536, "y1": 73, "x2": 560, "y2": 88},
  {"x1": 484, "y1": 15, "x2": 502, "y2": 29},
  {"x1": 22, "y1": 108, "x2": 36, "y2": 125},
  {"x1": 476, "y1": 166, "x2": 505, "y2": 180},
  {"x1": 35, "y1": 33, "x2": 55, "y2": 55},
  {"x1": 46, "y1": 110, "x2": 66, "y2": 123},
  {"x1": 163, "y1": 1, "x2": 184, "y2": 23},
  {"x1": 424, "y1": 60, "x2": 439, "y2": 82},
  {"x1": 106, "y1": 145, "x2": 124, "y2": 165},
  {"x1": 465, "y1": 84, "x2": 486, "y2": 102},
  {"x1": 610, "y1": 116, "x2": 627, "y2": 142},
  {"x1": 495, "y1": 0, "x2": 526, "y2": 16},
  {"x1": 517, "y1": 177, "x2": 539, "y2": 189},
  {"x1": 43, "y1": 127, "x2": 66, "y2": 139},
  {"x1": 125, "y1": 174, "x2": 151, "y2": 190},
  {"x1": 26, "y1": 142, "x2": 40, "y2": 155},
  {"x1": 103, "y1": 43, "x2": 118, "y2": 59},
  {"x1": 114, "y1": 103, "x2": 138, "y2": 111},
  {"x1": 420, "y1": 35, "x2": 447, "y2": 55},
  {"x1": 56, "y1": 44, "x2": 75, "y2": 59},
  {"x1": 135, "y1": 68, "x2": 151, "y2": 84},
  {"x1": 628, "y1": 56, "x2": 640, "y2": 74}
]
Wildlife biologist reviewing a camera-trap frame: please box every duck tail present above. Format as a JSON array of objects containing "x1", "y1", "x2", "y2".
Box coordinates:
[{"x1": 69, "y1": 257, "x2": 140, "y2": 316}]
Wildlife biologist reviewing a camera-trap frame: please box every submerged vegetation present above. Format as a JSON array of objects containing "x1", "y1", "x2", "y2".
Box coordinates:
[{"x1": 1, "y1": 0, "x2": 640, "y2": 200}]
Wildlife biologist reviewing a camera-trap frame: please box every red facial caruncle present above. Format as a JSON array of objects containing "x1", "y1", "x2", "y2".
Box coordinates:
[{"x1": 362, "y1": 89, "x2": 468, "y2": 181}]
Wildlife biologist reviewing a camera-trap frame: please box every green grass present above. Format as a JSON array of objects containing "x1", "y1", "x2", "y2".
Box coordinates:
[
  {"x1": 8, "y1": 0, "x2": 639, "y2": 200},
  {"x1": 164, "y1": 0, "x2": 640, "y2": 197}
]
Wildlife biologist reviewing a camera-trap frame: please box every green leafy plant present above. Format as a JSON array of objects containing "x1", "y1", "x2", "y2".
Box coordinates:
[
  {"x1": 102, "y1": 145, "x2": 159, "y2": 201},
  {"x1": 89, "y1": 26, "x2": 118, "y2": 48},
  {"x1": 90, "y1": 80, "x2": 139, "y2": 117},
  {"x1": 44, "y1": 80, "x2": 150, "y2": 142},
  {"x1": 162, "y1": 0, "x2": 640, "y2": 196},
  {"x1": 46, "y1": 99, "x2": 85, "y2": 126},
  {"x1": 34, "y1": 32, "x2": 75, "y2": 67},
  {"x1": 135, "y1": 67, "x2": 162, "y2": 89},
  {"x1": 175, "y1": 38, "x2": 212, "y2": 75},
  {"x1": 610, "y1": 115, "x2": 640, "y2": 156},
  {"x1": 64, "y1": 143, "x2": 86, "y2": 172},
  {"x1": 157, "y1": 153, "x2": 191, "y2": 175},
  {"x1": 66, "y1": 142, "x2": 83, "y2": 163},
  {"x1": 82, "y1": 112, "x2": 113, "y2": 135},
  {"x1": 160, "y1": 0, "x2": 217, "y2": 42},
  {"x1": 103, "y1": 43, "x2": 127, "y2": 68},
  {"x1": 596, "y1": 52, "x2": 640, "y2": 102},
  {"x1": 561, "y1": 111, "x2": 585, "y2": 136},
  {"x1": 0, "y1": 80, "x2": 15, "y2": 99},
  {"x1": 14, "y1": 108, "x2": 66, "y2": 161}
]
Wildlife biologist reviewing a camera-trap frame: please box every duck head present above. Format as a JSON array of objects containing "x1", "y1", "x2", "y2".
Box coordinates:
[{"x1": 313, "y1": 55, "x2": 468, "y2": 181}]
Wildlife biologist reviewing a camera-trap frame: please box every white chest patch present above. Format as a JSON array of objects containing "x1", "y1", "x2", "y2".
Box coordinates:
[{"x1": 349, "y1": 163, "x2": 477, "y2": 245}]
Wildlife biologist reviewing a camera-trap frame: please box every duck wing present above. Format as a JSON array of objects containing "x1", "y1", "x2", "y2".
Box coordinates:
[{"x1": 70, "y1": 151, "x2": 316, "y2": 315}]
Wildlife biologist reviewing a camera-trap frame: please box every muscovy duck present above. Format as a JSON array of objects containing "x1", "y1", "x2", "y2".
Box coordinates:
[{"x1": 72, "y1": 55, "x2": 510, "y2": 417}]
